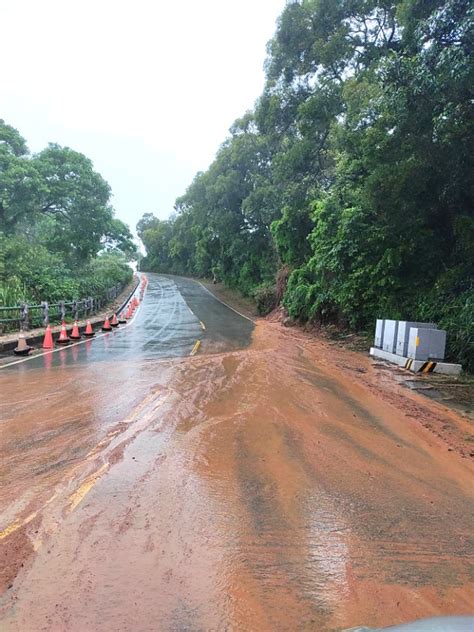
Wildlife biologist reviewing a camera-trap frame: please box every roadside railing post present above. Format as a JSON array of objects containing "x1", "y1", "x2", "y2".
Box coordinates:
[
  {"x1": 2, "y1": 283, "x2": 126, "y2": 334},
  {"x1": 20, "y1": 303, "x2": 29, "y2": 331},
  {"x1": 41, "y1": 301, "x2": 49, "y2": 326}
]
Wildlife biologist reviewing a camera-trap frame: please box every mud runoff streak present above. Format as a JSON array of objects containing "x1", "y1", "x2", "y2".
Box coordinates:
[{"x1": 0, "y1": 274, "x2": 473, "y2": 631}]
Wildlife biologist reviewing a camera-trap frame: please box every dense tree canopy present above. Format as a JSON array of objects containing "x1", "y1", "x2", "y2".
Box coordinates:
[
  {"x1": 139, "y1": 0, "x2": 473, "y2": 369},
  {"x1": 1, "y1": 120, "x2": 136, "y2": 306}
]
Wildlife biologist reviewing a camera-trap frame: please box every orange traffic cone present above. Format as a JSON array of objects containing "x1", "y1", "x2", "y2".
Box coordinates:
[
  {"x1": 118, "y1": 311, "x2": 127, "y2": 324},
  {"x1": 43, "y1": 324, "x2": 54, "y2": 349},
  {"x1": 84, "y1": 320, "x2": 95, "y2": 337},
  {"x1": 14, "y1": 331, "x2": 32, "y2": 356},
  {"x1": 70, "y1": 320, "x2": 81, "y2": 340},
  {"x1": 57, "y1": 324, "x2": 70, "y2": 344},
  {"x1": 102, "y1": 316, "x2": 112, "y2": 331},
  {"x1": 110, "y1": 313, "x2": 119, "y2": 328}
]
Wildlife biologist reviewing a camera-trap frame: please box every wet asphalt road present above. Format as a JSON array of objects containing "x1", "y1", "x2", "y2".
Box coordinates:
[
  {"x1": 0, "y1": 274, "x2": 473, "y2": 631},
  {"x1": 1, "y1": 274, "x2": 254, "y2": 370}
]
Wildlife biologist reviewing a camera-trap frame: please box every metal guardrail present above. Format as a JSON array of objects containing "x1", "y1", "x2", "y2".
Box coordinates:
[{"x1": 0, "y1": 282, "x2": 130, "y2": 332}]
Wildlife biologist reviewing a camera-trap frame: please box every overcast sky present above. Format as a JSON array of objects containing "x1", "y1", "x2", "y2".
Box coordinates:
[{"x1": 0, "y1": 0, "x2": 285, "y2": 234}]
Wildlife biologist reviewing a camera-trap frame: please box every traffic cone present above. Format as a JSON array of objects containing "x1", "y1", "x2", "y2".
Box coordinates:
[
  {"x1": 102, "y1": 316, "x2": 112, "y2": 331},
  {"x1": 118, "y1": 311, "x2": 127, "y2": 324},
  {"x1": 14, "y1": 331, "x2": 32, "y2": 356},
  {"x1": 84, "y1": 320, "x2": 95, "y2": 337},
  {"x1": 43, "y1": 324, "x2": 54, "y2": 349},
  {"x1": 70, "y1": 320, "x2": 81, "y2": 340},
  {"x1": 110, "y1": 313, "x2": 119, "y2": 328},
  {"x1": 57, "y1": 324, "x2": 70, "y2": 344}
]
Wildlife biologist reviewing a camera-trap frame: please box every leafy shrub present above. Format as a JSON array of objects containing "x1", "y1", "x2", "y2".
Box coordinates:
[
  {"x1": 3, "y1": 235, "x2": 132, "y2": 305},
  {"x1": 78, "y1": 252, "x2": 133, "y2": 297},
  {"x1": 253, "y1": 282, "x2": 277, "y2": 315},
  {"x1": 0, "y1": 278, "x2": 31, "y2": 306},
  {"x1": 417, "y1": 286, "x2": 474, "y2": 373},
  {"x1": 275, "y1": 265, "x2": 290, "y2": 304}
]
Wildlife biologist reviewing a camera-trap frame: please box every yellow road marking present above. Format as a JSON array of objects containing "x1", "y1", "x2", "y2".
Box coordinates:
[
  {"x1": 0, "y1": 492, "x2": 58, "y2": 539},
  {"x1": 190, "y1": 340, "x2": 201, "y2": 356},
  {"x1": 200, "y1": 321, "x2": 206, "y2": 330},
  {"x1": 0, "y1": 513, "x2": 38, "y2": 539},
  {"x1": 0, "y1": 521, "x2": 23, "y2": 539},
  {"x1": 68, "y1": 463, "x2": 109, "y2": 512},
  {"x1": 0, "y1": 389, "x2": 165, "y2": 539}
]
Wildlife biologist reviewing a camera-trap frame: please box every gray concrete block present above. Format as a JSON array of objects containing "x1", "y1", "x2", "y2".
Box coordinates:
[
  {"x1": 408, "y1": 328, "x2": 446, "y2": 361},
  {"x1": 396, "y1": 321, "x2": 437, "y2": 357},
  {"x1": 382, "y1": 319, "x2": 398, "y2": 354},
  {"x1": 374, "y1": 319, "x2": 385, "y2": 349}
]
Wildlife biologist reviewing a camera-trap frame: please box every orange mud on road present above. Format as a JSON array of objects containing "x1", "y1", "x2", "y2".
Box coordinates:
[{"x1": 0, "y1": 322, "x2": 473, "y2": 631}]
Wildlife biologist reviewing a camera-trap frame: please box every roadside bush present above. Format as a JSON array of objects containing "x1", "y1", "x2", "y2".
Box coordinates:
[
  {"x1": 0, "y1": 278, "x2": 32, "y2": 306},
  {"x1": 5, "y1": 236, "x2": 80, "y2": 302},
  {"x1": 4, "y1": 236, "x2": 132, "y2": 305},
  {"x1": 418, "y1": 286, "x2": 474, "y2": 373},
  {"x1": 275, "y1": 265, "x2": 290, "y2": 304},
  {"x1": 253, "y1": 282, "x2": 277, "y2": 315},
  {"x1": 78, "y1": 252, "x2": 133, "y2": 297}
]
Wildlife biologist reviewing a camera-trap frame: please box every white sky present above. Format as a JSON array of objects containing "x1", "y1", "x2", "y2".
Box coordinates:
[{"x1": 0, "y1": 0, "x2": 285, "y2": 234}]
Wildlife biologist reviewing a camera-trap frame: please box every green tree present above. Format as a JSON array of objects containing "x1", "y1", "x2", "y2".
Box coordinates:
[
  {"x1": 0, "y1": 120, "x2": 44, "y2": 231},
  {"x1": 1, "y1": 120, "x2": 136, "y2": 309},
  {"x1": 138, "y1": 0, "x2": 474, "y2": 368}
]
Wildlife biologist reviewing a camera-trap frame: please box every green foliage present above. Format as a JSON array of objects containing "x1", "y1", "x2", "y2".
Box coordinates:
[
  {"x1": 77, "y1": 252, "x2": 133, "y2": 298},
  {"x1": 0, "y1": 278, "x2": 31, "y2": 307},
  {"x1": 3, "y1": 234, "x2": 132, "y2": 303},
  {"x1": 0, "y1": 121, "x2": 136, "y2": 307},
  {"x1": 139, "y1": 0, "x2": 473, "y2": 369},
  {"x1": 253, "y1": 282, "x2": 277, "y2": 316},
  {"x1": 5, "y1": 235, "x2": 78, "y2": 302}
]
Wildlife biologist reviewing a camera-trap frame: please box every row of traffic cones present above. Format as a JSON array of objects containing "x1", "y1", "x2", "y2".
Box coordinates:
[
  {"x1": 140, "y1": 275, "x2": 148, "y2": 301},
  {"x1": 42, "y1": 319, "x2": 97, "y2": 349},
  {"x1": 15, "y1": 316, "x2": 102, "y2": 355},
  {"x1": 101, "y1": 313, "x2": 119, "y2": 331},
  {"x1": 13, "y1": 282, "x2": 147, "y2": 356}
]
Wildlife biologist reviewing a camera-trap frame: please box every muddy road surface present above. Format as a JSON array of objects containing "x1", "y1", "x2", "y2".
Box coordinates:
[{"x1": 0, "y1": 274, "x2": 473, "y2": 631}]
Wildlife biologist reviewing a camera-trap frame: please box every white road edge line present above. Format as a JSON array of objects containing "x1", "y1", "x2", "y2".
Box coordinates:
[
  {"x1": 197, "y1": 282, "x2": 255, "y2": 324},
  {"x1": 0, "y1": 284, "x2": 148, "y2": 370}
]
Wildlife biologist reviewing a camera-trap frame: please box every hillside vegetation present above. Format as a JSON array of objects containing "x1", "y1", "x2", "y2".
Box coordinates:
[
  {"x1": 139, "y1": 0, "x2": 473, "y2": 370},
  {"x1": 1, "y1": 121, "x2": 136, "y2": 308}
]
